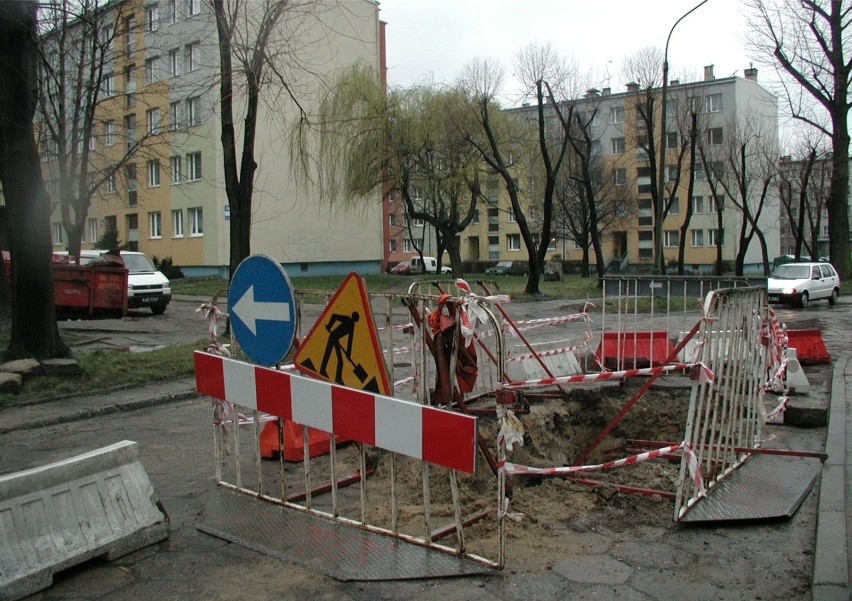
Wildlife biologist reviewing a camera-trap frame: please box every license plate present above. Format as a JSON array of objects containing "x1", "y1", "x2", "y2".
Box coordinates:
[
  {"x1": 140, "y1": 296, "x2": 159, "y2": 304},
  {"x1": 768, "y1": 295, "x2": 779, "y2": 302}
]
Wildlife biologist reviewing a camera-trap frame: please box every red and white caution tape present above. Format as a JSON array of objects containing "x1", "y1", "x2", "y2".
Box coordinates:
[
  {"x1": 499, "y1": 361, "x2": 714, "y2": 390},
  {"x1": 766, "y1": 395, "x2": 788, "y2": 424},
  {"x1": 497, "y1": 440, "x2": 705, "y2": 497}
]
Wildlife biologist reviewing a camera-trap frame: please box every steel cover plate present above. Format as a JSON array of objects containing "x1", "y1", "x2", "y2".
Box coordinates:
[
  {"x1": 679, "y1": 453, "x2": 821, "y2": 523},
  {"x1": 198, "y1": 487, "x2": 493, "y2": 581}
]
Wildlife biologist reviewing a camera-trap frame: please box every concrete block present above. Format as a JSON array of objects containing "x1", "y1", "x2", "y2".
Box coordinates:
[
  {"x1": 0, "y1": 440, "x2": 169, "y2": 601},
  {"x1": 39, "y1": 358, "x2": 82, "y2": 378},
  {"x1": 0, "y1": 359, "x2": 41, "y2": 380},
  {"x1": 0, "y1": 373, "x2": 22, "y2": 395}
]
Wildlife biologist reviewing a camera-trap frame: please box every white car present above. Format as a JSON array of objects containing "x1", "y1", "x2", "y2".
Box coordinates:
[
  {"x1": 69, "y1": 250, "x2": 172, "y2": 314},
  {"x1": 766, "y1": 261, "x2": 840, "y2": 308},
  {"x1": 408, "y1": 256, "x2": 452, "y2": 275}
]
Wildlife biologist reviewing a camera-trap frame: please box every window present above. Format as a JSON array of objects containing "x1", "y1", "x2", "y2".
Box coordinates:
[
  {"x1": 88, "y1": 132, "x2": 96, "y2": 151},
  {"x1": 403, "y1": 238, "x2": 413, "y2": 253},
  {"x1": 147, "y1": 108, "x2": 161, "y2": 134},
  {"x1": 708, "y1": 228, "x2": 724, "y2": 246},
  {"x1": 706, "y1": 93, "x2": 722, "y2": 113},
  {"x1": 610, "y1": 106, "x2": 624, "y2": 124},
  {"x1": 103, "y1": 72, "x2": 115, "y2": 97},
  {"x1": 638, "y1": 231, "x2": 653, "y2": 258},
  {"x1": 106, "y1": 171, "x2": 116, "y2": 193},
  {"x1": 389, "y1": 239, "x2": 397, "y2": 252},
  {"x1": 691, "y1": 229, "x2": 704, "y2": 247},
  {"x1": 664, "y1": 230, "x2": 679, "y2": 247},
  {"x1": 170, "y1": 155, "x2": 182, "y2": 184},
  {"x1": 127, "y1": 163, "x2": 138, "y2": 206},
  {"x1": 188, "y1": 0, "x2": 200, "y2": 16},
  {"x1": 186, "y1": 96, "x2": 200, "y2": 126},
  {"x1": 688, "y1": 96, "x2": 702, "y2": 113},
  {"x1": 692, "y1": 195, "x2": 704, "y2": 214},
  {"x1": 507, "y1": 233, "x2": 521, "y2": 251},
  {"x1": 124, "y1": 16, "x2": 136, "y2": 55},
  {"x1": 638, "y1": 198, "x2": 653, "y2": 226},
  {"x1": 612, "y1": 168, "x2": 627, "y2": 186},
  {"x1": 611, "y1": 137, "x2": 625, "y2": 154},
  {"x1": 168, "y1": 49, "x2": 180, "y2": 77},
  {"x1": 189, "y1": 207, "x2": 203, "y2": 235},
  {"x1": 145, "y1": 56, "x2": 158, "y2": 84},
  {"x1": 169, "y1": 101, "x2": 181, "y2": 130},
  {"x1": 169, "y1": 0, "x2": 178, "y2": 22},
  {"x1": 146, "y1": 4, "x2": 159, "y2": 32},
  {"x1": 186, "y1": 42, "x2": 199, "y2": 71},
  {"x1": 388, "y1": 214, "x2": 396, "y2": 227},
  {"x1": 666, "y1": 132, "x2": 679, "y2": 150},
  {"x1": 53, "y1": 222, "x2": 63, "y2": 245},
  {"x1": 172, "y1": 209, "x2": 184, "y2": 237},
  {"x1": 105, "y1": 121, "x2": 116, "y2": 146},
  {"x1": 709, "y1": 195, "x2": 724, "y2": 212},
  {"x1": 149, "y1": 211, "x2": 162, "y2": 238},
  {"x1": 471, "y1": 208, "x2": 480, "y2": 224},
  {"x1": 88, "y1": 218, "x2": 98, "y2": 243},
  {"x1": 707, "y1": 127, "x2": 723, "y2": 146},
  {"x1": 187, "y1": 152, "x2": 202, "y2": 181},
  {"x1": 148, "y1": 159, "x2": 160, "y2": 187},
  {"x1": 590, "y1": 139, "x2": 603, "y2": 155},
  {"x1": 508, "y1": 209, "x2": 516, "y2": 222},
  {"x1": 668, "y1": 197, "x2": 679, "y2": 215},
  {"x1": 666, "y1": 165, "x2": 678, "y2": 182}
]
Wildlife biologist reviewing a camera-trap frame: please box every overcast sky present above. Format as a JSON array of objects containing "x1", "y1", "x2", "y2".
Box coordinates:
[{"x1": 378, "y1": 0, "x2": 761, "y2": 100}]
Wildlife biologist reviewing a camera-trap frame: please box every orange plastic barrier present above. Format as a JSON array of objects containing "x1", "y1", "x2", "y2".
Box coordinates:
[
  {"x1": 786, "y1": 329, "x2": 831, "y2": 365},
  {"x1": 260, "y1": 420, "x2": 346, "y2": 462},
  {"x1": 595, "y1": 331, "x2": 676, "y2": 370}
]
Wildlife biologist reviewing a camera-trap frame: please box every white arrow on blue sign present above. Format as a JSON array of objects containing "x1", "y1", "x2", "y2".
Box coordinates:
[{"x1": 228, "y1": 255, "x2": 297, "y2": 366}]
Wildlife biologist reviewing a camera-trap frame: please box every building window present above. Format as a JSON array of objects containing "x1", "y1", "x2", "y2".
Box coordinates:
[
  {"x1": 664, "y1": 230, "x2": 679, "y2": 247},
  {"x1": 124, "y1": 16, "x2": 135, "y2": 55},
  {"x1": 145, "y1": 56, "x2": 158, "y2": 84},
  {"x1": 106, "y1": 171, "x2": 116, "y2": 193},
  {"x1": 124, "y1": 64, "x2": 136, "y2": 107},
  {"x1": 169, "y1": 101, "x2": 181, "y2": 130},
  {"x1": 668, "y1": 197, "x2": 679, "y2": 215},
  {"x1": 706, "y1": 93, "x2": 722, "y2": 113},
  {"x1": 638, "y1": 231, "x2": 653, "y2": 258},
  {"x1": 388, "y1": 214, "x2": 396, "y2": 227},
  {"x1": 88, "y1": 218, "x2": 98, "y2": 243},
  {"x1": 403, "y1": 238, "x2": 413, "y2": 253},
  {"x1": 170, "y1": 155, "x2": 182, "y2": 184},
  {"x1": 172, "y1": 209, "x2": 184, "y2": 237},
  {"x1": 188, "y1": 0, "x2": 200, "y2": 16},
  {"x1": 187, "y1": 152, "x2": 201, "y2": 181},
  {"x1": 609, "y1": 105, "x2": 624, "y2": 124},
  {"x1": 168, "y1": 49, "x2": 180, "y2": 77},
  {"x1": 53, "y1": 222, "x2": 63, "y2": 245},
  {"x1": 666, "y1": 165, "x2": 678, "y2": 182},
  {"x1": 103, "y1": 72, "x2": 115, "y2": 97},
  {"x1": 169, "y1": 0, "x2": 178, "y2": 22},
  {"x1": 146, "y1": 4, "x2": 158, "y2": 32},
  {"x1": 706, "y1": 127, "x2": 723, "y2": 146},
  {"x1": 186, "y1": 96, "x2": 200, "y2": 126},
  {"x1": 105, "y1": 121, "x2": 116, "y2": 146},
  {"x1": 709, "y1": 195, "x2": 724, "y2": 213},
  {"x1": 186, "y1": 42, "x2": 199, "y2": 71},
  {"x1": 666, "y1": 132, "x2": 679, "y2": 150},
  {"x1": 411, "y1": 217, "x2": 424, "y2": 227},
  {"x1": 189, "y1": 207, "x2": 203, "y2": 236},
  {"x1": 124, "y1": 113, "x2": 136, "y2": 151},
  {"x1": 471, "y1": 208, "x2": 480, "y2": 224},
  {"x1": 611, "y1": 137, "x2": 625, "y2": 155},
  {"x1": 147, "y1": 107, "x2": 161, "y2": 134},
  {"x1": 508, "y1": 209, "x2": 516, "y2": 222},
  {"x1": 708, "y1": 228, "x2": 724, "y2": 246},
  {"x1": 147, "y1": 159, "x2": 160, "y2": 187},
  {"x1": 149, "y1": 211, "x2": 162, "y2": 238},
  {"x1": 692, "y1": 195, "x2": 704, "y2": 214},
  {"x1": 691, "y1": 229, "x2": 704, "y2": 247},
  {"x1": 389, "y1": 239, "x2": 397, "y2": 252},
  {"x1": 507, "y1": 233, "x2": 521, "y2": 251},
  {"x1": 612, "y1": 168, "x2": 627, "y2": 186}
]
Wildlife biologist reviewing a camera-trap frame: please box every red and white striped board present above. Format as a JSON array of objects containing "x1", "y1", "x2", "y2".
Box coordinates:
[{"x1": 195, "y1": 351, "x2": 478, "y2": 473}]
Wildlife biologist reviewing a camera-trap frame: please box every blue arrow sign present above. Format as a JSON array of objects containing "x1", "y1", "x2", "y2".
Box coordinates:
[{"x1": 228, "y1": 255, "x2": 297, "y2": 366}]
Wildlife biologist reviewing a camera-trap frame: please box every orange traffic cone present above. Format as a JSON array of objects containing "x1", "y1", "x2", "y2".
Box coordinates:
[{"x1": 259, "y1": 420, "x2": 335, "y2": 462}]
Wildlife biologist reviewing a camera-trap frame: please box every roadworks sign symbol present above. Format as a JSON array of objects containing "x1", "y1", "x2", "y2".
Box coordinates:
[{"x1": 295, "y1": 273, "x2": 391, "y2": 394}]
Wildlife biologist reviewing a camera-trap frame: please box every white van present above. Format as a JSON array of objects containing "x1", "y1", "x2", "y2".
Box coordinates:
[
  {"x1": 73, "y1": 250, "x2": 172, "y2": 314},
  {"x1": 408, "y1": 256, "x2": 452, "y2": 275}
]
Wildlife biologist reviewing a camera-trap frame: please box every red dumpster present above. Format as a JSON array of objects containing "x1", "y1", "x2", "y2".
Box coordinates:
[{"x1": 53, "y1": 262, "x2": 128, "y2": 316}]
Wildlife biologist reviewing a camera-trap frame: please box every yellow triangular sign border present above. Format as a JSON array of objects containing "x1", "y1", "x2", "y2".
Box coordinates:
[{"x1": 294, "y1": 272, "x2": 391, "y2": 395}]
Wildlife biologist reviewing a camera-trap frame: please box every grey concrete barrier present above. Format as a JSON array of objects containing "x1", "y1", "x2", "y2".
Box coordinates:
[{"x1": 0, "y1": 440, "x2": 169, "y2": 601}]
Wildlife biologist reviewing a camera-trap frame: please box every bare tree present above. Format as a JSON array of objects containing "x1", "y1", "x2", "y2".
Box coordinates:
[
  {"x1": 779, "y1": 138, "x2": 832, "y2": 260},
  {"x1": 0, "y1": 0, "x2": 70, "y2": 359},
  {"x1": 747, "y1": 0, "x2": 851, "y2": 278}
]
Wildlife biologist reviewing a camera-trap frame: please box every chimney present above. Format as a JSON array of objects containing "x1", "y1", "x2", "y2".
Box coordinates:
[
  {"x1": 669, "y1": 79, "x2": 679, "y2": 86},
  {"x1": 602, "y1": 87, "x2": 611, "y2": 96},
  {"x1": 744, "y1": 65, "x2": 758, "y2": 81},
  {"x1": 704, "y1": 65, "x2": 715, "y2": 81},
  {"x1": 584, "y1": 88, "x2": 600, "y2": 99},
  {"x1": 626, "y1": 81, "x2": 639, "y2": 93}
]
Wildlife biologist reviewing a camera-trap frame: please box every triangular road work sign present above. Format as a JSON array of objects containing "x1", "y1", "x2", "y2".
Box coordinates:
[{"x1": 294, "y1": 273, "x2": 391, "y2": 394}]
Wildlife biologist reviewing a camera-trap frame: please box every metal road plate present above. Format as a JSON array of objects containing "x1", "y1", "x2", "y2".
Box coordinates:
[
  {"x1": 198, "y1": 488, "x2": 493, "y2": 581},
  {"x1": 679, "y1": 453, "x2": 821, "y2": 523}
]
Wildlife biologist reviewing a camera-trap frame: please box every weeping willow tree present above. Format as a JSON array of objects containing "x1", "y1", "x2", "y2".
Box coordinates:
[{"x1": 294, "y1": 65, "x2": 483, "y2": 276}]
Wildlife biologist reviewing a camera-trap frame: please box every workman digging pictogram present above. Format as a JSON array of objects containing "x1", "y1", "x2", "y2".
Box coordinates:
[{"x1": 320, "y1": 311, "x2": 367, "y2": 385}]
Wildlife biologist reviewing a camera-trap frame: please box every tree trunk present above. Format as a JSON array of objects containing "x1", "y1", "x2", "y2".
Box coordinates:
[{"x1": 0, "y1": 1, "x2": 70, "y2": 360}]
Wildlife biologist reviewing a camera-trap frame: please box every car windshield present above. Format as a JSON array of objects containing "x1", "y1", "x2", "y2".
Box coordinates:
[
  {"x1": 122, "y1": 254, "x2": 157, "y2": 273},
  {"x1": 771, "y1": 264, "x2": 810, "y2": 280},
  {"x1": 496, "y1": 261, "x2": 512, "y2": 268}
]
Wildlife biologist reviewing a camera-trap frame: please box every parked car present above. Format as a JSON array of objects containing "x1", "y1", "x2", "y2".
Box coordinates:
[
  {"x1": 69, "y1": 250, "x2": 172, "y2": 314},
  {"x1": 766, "y1": 261, "x2": 840, "y2": 308},
  {"x1": 485, "y1": 260, "x2": 529, "y2": 276},
  {"x1": 409, "y1": 256, "x2": 452, "y2": 275},
  {"x1": 389, "y1": 260, "x2": 411, "y2": 275}
]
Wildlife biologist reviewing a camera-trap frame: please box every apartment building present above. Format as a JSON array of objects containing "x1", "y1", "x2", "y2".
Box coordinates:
[
  {"x1": 459, "y1": 66, "x2": 781, "y2": 273},
  {"x1": 43, "y1": 0, "x2": 384, "y2": 277}
]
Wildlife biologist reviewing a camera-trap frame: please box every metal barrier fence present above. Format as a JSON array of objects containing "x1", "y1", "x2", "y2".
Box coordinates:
[{"x1": 674, "y1": 287, "x2": 769, "y2": 520}]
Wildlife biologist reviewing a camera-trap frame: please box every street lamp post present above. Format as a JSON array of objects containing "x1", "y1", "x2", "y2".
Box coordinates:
[{"x1": 655, "y1": 0, "x2": 710, "y2": 274}]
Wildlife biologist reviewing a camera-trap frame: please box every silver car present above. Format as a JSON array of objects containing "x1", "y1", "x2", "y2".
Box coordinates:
[{"x1": 766, "y1": 262, "x2": 840, "y2": 308}]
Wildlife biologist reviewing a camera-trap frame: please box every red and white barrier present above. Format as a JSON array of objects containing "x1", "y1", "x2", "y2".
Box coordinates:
[
  {"x1": 499, "y1": 362, "x2": 714, "y2": 390},
  {"x1": 195, "y1": 351, "x2": 477, "y2": 473}
]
